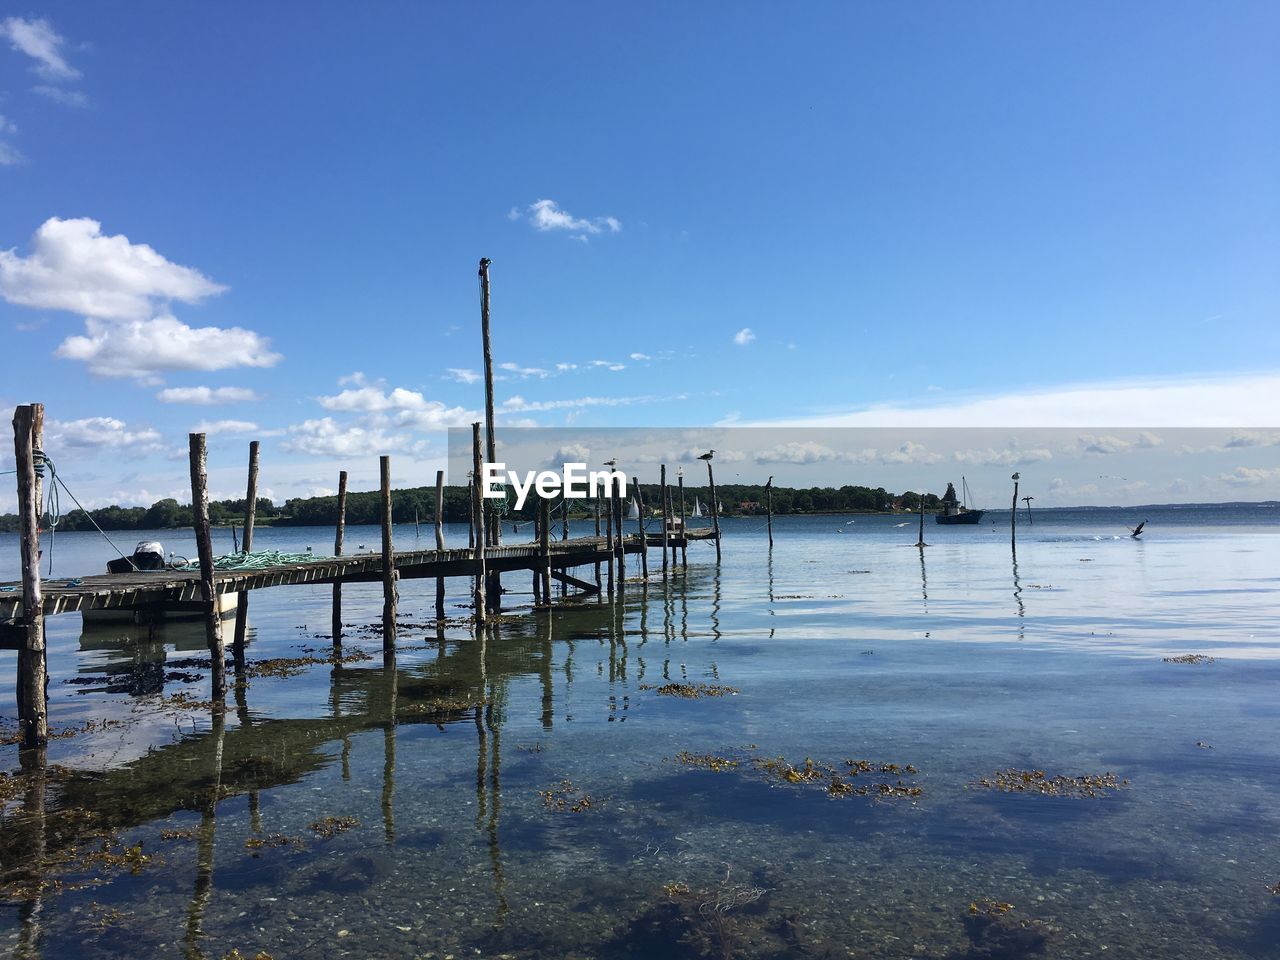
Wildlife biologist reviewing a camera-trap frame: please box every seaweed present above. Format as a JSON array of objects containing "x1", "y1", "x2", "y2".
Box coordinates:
[
  {"x1": 971, "y1": 769, "x2": 1127, "y2": 798},
  {"x1": 640, "y1": 683, "x2": 739, "y2": 699}
]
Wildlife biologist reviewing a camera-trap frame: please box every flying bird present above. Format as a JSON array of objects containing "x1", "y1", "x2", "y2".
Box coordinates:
[
  {"x1": 698, "y1": 450, "x2": 715, "y2": 461},
  {"x1": 1129, "y1": 520, "x2": 1148, "y2": 538}
]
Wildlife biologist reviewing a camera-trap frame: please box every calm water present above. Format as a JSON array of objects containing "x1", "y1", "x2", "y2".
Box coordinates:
[{"x1": 2, "y1": 506, "x2": 1280, "y2": 959}]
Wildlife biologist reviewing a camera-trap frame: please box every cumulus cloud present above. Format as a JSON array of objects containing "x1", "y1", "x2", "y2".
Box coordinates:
[
  {"x1": 1077, "y1": 432, "x2": 1162, "y2": 456},
  {"x1": 954, "y1": 446, "x2": 1053, "y2": 467},
  {"x1": 588, "y1": 359, "x2": 626, "y2": 372},
  {"x1": 56, "y1": 315, "x2": 281, "y2": 382},
  {"x1": 317, "y1": 382, "x2": 474, "y2": 429},
  {"x1": 156, "y1": 386, "x2": 260, "y2": 405},
  {"x1": 192, "y1": 419, "x2": 259, "y2": 437},
  {"x1": 629, "y1": 352, "x2": 651, "y2": 361},
  {"x1": 512, "y1": 199, "x2": 621, "y2": 240},
  {"x1": 1, "y1": 17, "x2": 79, "y2": 80},
  {"x1": 282, "y1": 417, "x2": 428, "y2": 459},
  {"x1": 48, "y1": 417, "x2": 163, "y2": 451},
  {"x1": 0, "y1": 140, "x2": 23, "y2": 167},
  {"x1": 500, "y1": 393, "x2": 680, "y2": 414},
  {"x1": 733, "y1": 328, "x2": 756, "y2": 346},
  {"x1": 499, "y1": 362, "x2": 550, "y2": 378},
  {"x1": 753, "y1": 441, "x2": 844, "y2": 465},
  {"x1": 0, "y1": 217, "x2": 226, "y2": 320},
  {"x1": 1216, "y1": 466, "x2": 1280, "y2": 488},
  {"x1": 446, "y1": 368, "x2": 482, "y2": 384},
  {"x1": 32, "y1": 85, "x2": 88, "y2": 107}
]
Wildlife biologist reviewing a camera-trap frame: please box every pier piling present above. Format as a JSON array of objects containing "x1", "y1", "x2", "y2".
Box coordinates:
[
  {"x1": 13, "y1": 403, "x2": 47, "y2": 749},
  {"x1": 634, "y1": 477, "x2": 648, "y2": 579},
  {"x1": 232, "y1": 440, "x2": 259, "y2": 667},
  {"x1": 471, "y1": 423, "x2": 487, "y2": 620},
  {"x1": 678, "y1": 471, "x2": 688, "y2": 568},
  {"x1": 660, "y1": 465, "x2": 669, "y2": 580},
  {"x1": 707, "y1": 460, "x2": 722, "y2": 562},
  {"x1": 434, "y1": 469, "x2": 446, "y2": 617},
  {"x1": 333, "y1": 470, "x2": 347, "y2": 645},
  {"x1": 380, "y1": 455, "x2": 397, "y2": 652},
  {"x1": 188, "y1": 432, "x2": 226, "y2": 703}
]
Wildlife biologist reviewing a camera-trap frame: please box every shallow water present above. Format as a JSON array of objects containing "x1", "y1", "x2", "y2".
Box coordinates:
[{"x1": 2, "y1": 506, "x2": 1280, "y2": 959}]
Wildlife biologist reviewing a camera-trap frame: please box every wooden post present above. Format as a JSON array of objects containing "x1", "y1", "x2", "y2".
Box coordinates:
[
  {"x1": 604, "y1": 481, "x2": 615, "y2": 596},
  {"x1": 471, "y1": 423, "x2": 487, "y2": 621},
  {"x1": 539, "y1": 496, "x2": 552, "y2": 605},
  {"x1": 232, "y1": 440, "x2": 259, "y2": 666},
  {"x1": 380, "y1": 455, "x2": 397, "y2": 653},
  {"x1": 1011, "y1": 474, "x2": 1020, "y2": 543},
  {"x1": 434, "y1": 469, "x2": 445, "y2": 618},
  {"x1": 667, "y1": 484, "x2": 678, "y2": 569},
  {"x1": 707, "y1": 460, "x2": 722, "y2": 562},
  {"x1": 678, "y1": 472, "x2": 688, "y2": 568},
  {"x1": 593, "y1": 493, "x2": 602, "y2": 594},
  {"x1": 415, "y1": 508, "x2": 420, "y2": 538},
  {"x1": 634, "y1": 476, "x2": 648, "y2": 579},
  {"x1": 479, "y1": 259, "x2": 503, "y2": 615},
  {"x1": 614, "y1": 482, "x2": 626, "y2": 582},
  {"x1": 189, "y1": 433, "x2": 226, "y2": 702},
  {"x1": 333, "y1": 470, "x2": 347, "y2": 644},
  {"x1": 13, "y1": 404, "x2": 47, "y2": 749},
  {"x1": 766, "y1": 477, "x2": 774, "y2": 548},
  {"x1": 660, "y1": 465, "x2": 669, "y2": 580},
  {"x1": 531, "y1": 505, "x2": 542, "y2": 604},
  {"x1": 916, "y1": 492, "x2": 926, "y2": 547}
]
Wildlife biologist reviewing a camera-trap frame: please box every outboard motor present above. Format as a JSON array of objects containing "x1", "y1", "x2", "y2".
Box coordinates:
[{"x1": 107, "y1": 540, "x2": 167, "y2": 574}]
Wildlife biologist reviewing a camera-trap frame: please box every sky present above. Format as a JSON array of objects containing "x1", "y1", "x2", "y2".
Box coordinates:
[{"x1": 0, "y1": 2, "x2": 1277, "y2": 509}]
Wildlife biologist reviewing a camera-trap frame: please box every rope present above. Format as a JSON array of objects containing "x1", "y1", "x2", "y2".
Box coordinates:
[
  {"x1": 47, "y1": 459, "x2": 139, "y2": 572},
  {"x1": 176, "y1": 548, "x2": 331, "y2": 572}
]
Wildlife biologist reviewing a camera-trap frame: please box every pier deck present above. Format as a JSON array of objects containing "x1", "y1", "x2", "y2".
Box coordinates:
[{"x1": 0, "y1": 535, "x2": 641, "y2": 623}]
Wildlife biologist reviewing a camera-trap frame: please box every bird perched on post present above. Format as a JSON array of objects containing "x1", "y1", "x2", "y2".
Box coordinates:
[
  {"x1": 602, "y1": 458, "x2": 618, "y2": 468},
  {"x1": 765, "y1": 475, "x2": 773, "y2": 489},
  {"x1": 1011, "y1": 472, "x2": 1021, "y2": 481},
  {"x1": 698, "y1": 450, "x2": 715, "y2": 461}
]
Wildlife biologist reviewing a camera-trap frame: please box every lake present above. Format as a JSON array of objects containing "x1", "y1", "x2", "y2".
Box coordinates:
[{"x1": 2, "y1": 505, "x2": 1279, "y2": 959}]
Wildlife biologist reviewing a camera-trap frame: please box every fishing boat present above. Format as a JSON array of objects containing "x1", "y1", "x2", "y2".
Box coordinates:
[{"x1": 936, "y1": 477, "x2": 984, "y2": 525}]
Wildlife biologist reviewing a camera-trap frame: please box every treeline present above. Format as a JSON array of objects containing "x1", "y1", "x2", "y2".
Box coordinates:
[{"x1": 0, "y1": 483, "x2": 942, "y2": 533}]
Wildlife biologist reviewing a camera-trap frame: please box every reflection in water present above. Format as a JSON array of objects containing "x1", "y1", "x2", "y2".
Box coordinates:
[
  {"x1": 918, "y1": 544, "x2": 929, "y2": 605},
  {"x1": 1011, "y1": 541, "x2": 1025, "y2": 633},
  {"x1": 183, "y1": 710, "x2": 224, "y2": 960}
]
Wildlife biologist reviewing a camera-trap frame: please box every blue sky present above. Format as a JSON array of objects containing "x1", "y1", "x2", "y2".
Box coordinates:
[{"x1": 1, "y1": 3, "x2": 1277, "y2": 507}]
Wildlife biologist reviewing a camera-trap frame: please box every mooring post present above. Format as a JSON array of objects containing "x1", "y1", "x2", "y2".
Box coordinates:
[
  {"x1": 593, "y1": 493, "x2": 603, "y2": 594},
  {"x1": 614, "y1": 482, "x2": 626, "y2": 582},
  {"x1": 380, "y1": 455, "x2": 397, "y2": 654},
  {"x1": 1011, "y1": 473, "x2": 1020, "y2": 544},
  {"x1": 678, "y1": 471, "x2": 688, "y2": 569},
  {"x1": 470, "y1": 423, "x2": 487, "y2": 621},
  {"x1": 707, "y1": 460, "x2": 722, "y2": 562},
  {"x1": 660, "y1": 465, "x2": 669, "y2": 580},
  {"x1": 479, "y1": 258, "x2": 503, "y2": 615},
  {"x1": 232, "y1": 440, "x2": 259, "y2": 667},
  {"x1": 333, "y1": 470, "x2": 348, "y2": 645},
  {"x1": 434, "y1": 469, "x2": 446, "y2": 618},
  {"x1": 766, "y1": 477, "x2": 774, "y2": 548},
  {"x1": 189, "y1": 433, "x2": 226, "y2": 703},
  {"x1": 668, "y1": 484, "x2": 678, "y2": 569},
  {"x1": 539, "y1": 496, "x2": 552, "y2": 604},
  {"x1": 531, "y1": 505, "x2": 542, "y2": 604},
  {"x1": 634, "y1": 476, "x2": 648, "y2": 579},
  {"x1": 13, "y1": 404, "x2": 47, "y2": 749},
  {"x1": 916, "y1": 492, "x2": 926, "y2": 547},
  {"x1": 604, "y1": 482, "x2": 615, "y2": 597}
]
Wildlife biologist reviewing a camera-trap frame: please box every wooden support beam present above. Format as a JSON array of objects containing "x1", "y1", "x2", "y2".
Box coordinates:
[
  {"x1": 634, "y1": 476, "x2": 648, "y2": 579},
  {"x1": 333, "y1": 469, "x2": 347, "y2": 645},
  {"x1": 13, "y1": 403, "x2": 47, "y2": 748},
  {"x1": 766, "y1": 477, "x2": 774, "y2": 548},
  {"x1": 539, "y1": 497, "x2": 552, "y2": 604},
  {"x1": 434, "y1": 469, "x2": 446, "y2": 618},
  {"x1": 660, "y1": 465, "x2": 669, "y2": 580},
  {"x1": 380, "y1": 455, "x2": 397, "y2": 652},
  {"x1": 707, "y1": 460, "x2": 722, "y2": 562},
  {"x1": 232, "y1": 440, "x2": 259, "y2": 666},
  {"x1": 471, "y1": 423, "x2": 487, "y2": 621},
  {"x1": 604, "y1": 483, "x2": 615, "y2": 596},
  {"x1": 550, "y1": 569, "x2": 600, "y2": 595},
  {"x1": 189, "y1": 432, "x2": 226, "y2": 703},
  {"x1": 678, "y1": 471, "x2": 688, "y2": 569}
]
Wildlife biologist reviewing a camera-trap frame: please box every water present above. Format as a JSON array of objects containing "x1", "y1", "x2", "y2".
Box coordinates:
[{"x1": 2, "y1": 506, "x2": 1280, "y2": 958}]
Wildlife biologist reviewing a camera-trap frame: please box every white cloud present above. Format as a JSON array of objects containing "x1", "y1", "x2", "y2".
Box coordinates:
[
  {"x1": 753, "y1": 441, "x2": 844, "y2": 465},
  {"x1": 32, "y1": 85, "x2": 88, "y2": 108},
  {"x1": 193, "y1": 419, "x2": 259, "y2": 437},
  {"x1": 446, "y1": 367, "x2": 482, "y2": 384},
  {"x1": 588, "y1": 359, "x2": 626, "y2": 371},
  {"x1": 515, "y1": 199, "x2": 622, "y2": 239},
  {"x1": 318, "y1": 382, "x2": 474, "y2": 427},
  {"x1": 878, "y1": 441, "x2": 942, "y2": 465},
  {"x1": 0, "y1": 140, "x2": 23, "y2": 166},
  {"x1": 629, "y1": 352, "x2": 651, "y2": 361},
  {"x1": 1216, "y1": 466, "x2": 1280, "y2": 488},
  {"x1": 499, "y1": 361, "x2": 550, "y2": 378},
  {"x1": 744, "y1": 373, "x2": 1280, "y2": 428},
  {"x1": 48, "y1": 417, "x2": 162, "y2": 451},
  {"x1": 0, "y1": 217, "x2": 226, "y2": 320},
  {"x1": 282, "y1": 417, "x2": 428, "y2": 459},
  {"x1": 156, "y1": 386, "x2": 260, "y2": 405},
  {"x1": 56, "y1": 315, "x2": 281, "y2": 381},
  {"x1": 1, "y1": 17, "x2": 79, "y2": 81},
  {"x1": 733, "y1": 328, "x2": 756, "y2": 346},
  {"x1": 499, "y1": 393, "x2": 680, "y2": 414},
  {"x1": 953, "y1": 446, "x2": 1053, "y2": 467}
]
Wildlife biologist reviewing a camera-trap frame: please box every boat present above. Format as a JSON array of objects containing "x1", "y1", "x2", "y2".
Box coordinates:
[
  {"x1": 935, "y1": 477, "x2": 984, "y2": 525},
  {"x1": 628, "y1": 496, "x2": 640, "y2": 520},
  {"x1": 85, "y1": 540, "x2": 240, "y2": 624},
  {"x1": 691, "y1": 498, "x2": 703, "y2": 518}
]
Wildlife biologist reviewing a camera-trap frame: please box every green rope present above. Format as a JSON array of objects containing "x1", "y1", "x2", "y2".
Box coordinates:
[{"x1": 177, "y1": 548, "x2": 333, "y2": 572}]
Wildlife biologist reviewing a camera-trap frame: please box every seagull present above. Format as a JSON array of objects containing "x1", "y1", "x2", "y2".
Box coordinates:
[
  {"x1": 698, "y1": 450, "x2": 715, "y2": 461},
  {"x1": 602, "y1": 458, "x2": 618, "y2": 468},
  {"x1": 1011, "y1": 472, "x2": 1021, "y2": 481},
  {"x1": 1128, "y1": 520, "x2": 1148, "y2": 538}
]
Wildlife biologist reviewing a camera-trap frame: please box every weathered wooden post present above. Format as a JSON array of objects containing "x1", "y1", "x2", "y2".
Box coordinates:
[
  {"x1": 13, "y1": 404, "x2": 47, "y2": 749},
  {"x1": 1023, "y1": 495, "x2": 1034, "y2": 525},
  {"x1": 678, "y1": 470, "x2": 688, "y2": 569},
  {"x1": 660, "y1": 465, "x2": 670, "y2": 580},
  {"x1": 916, "y1": 491, "x2": 926, "y2": 547},
  {"x1": 765, "y1": 476, "x2": 774, "y2": 548},
  {"x1": 1011, "y1": 473, "x2": 1020, "y2": 543},
  {"x1": 434, "y1": 469, "x2": 446, "y2": 617},
  {"x1": 380, "y1": 455, "x2": 397, "y2": 653},
  {"x1": 333, "y1": 469, "x2": 347, "y2": 644},
  {"x1": 232, "y1": 440, "x2": 259, "y2": 667},
  {"x1": 604, "y1": 481, "x2": 615, "y2": 597},
  {"x1": 593, "y1": 493, "x2": 603, "y2": 594},
  {"x1": 614, "y1": 482, "x2": 626, "y2": 583},
  {"x1": 667, "y1": 484, "x2": 678, "y2": 569},
  {"x1": 470, "y1": 423, "x2": 487, "y2": 621},
  {"x1": 707, "y1": 460, "x2": 722, "y2": 562},
  {"x1": 531, "y1": 504, "x2": 542, "y2": 604},
  {"x1": 479, "y1": 258, "x2": 503, "y2": 613},
  {"x1": 539, "y1": 496, "x2": 552, "y2": 604},
  {"x1": 189, "y1": 432, "x2": 226, "y2": 703},
  {"x1": 634, "y1": 476, "x2": 648, "y2": 579}
]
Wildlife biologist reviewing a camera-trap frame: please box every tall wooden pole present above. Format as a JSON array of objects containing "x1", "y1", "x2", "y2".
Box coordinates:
[
  {"x1": 189, "y1": 433, "x2": 226, "y2": 703},
  {"x1": 479, "y1": 258, "x2": 503, "y2": 615},
  {"x1": 539, "y1": 497, "x2": 552, "y2": 605},
  {"x1": 1011, "y1": 476, "x2": 1020, "y2": 544},
  {"x1": 707, "y1": 460, "x2": 722, "y2": 562},
  {"x1": 678, "y1": 472, "x2": 688, "y2": 569},
  {"x1": 232, "y1": 440, "x2": 259, "y2": 666},
  {"x1": 916, "y1": 492, "x2": 926, "y2": 547},
  {"x1": 434, "y1": 469, "x2": 446, "y2": 618},
  {"x1": 380, "y1": 455, "x2": 397, "y2": 654},
  {"x1": 13, "y1": 404, "x2": 47, "y2": 749},
  {"x1": 604, "y1": 481, "x2": 615, "y2": 597},
  {"x1": 614, "y1": 482, "x2": 626, "y2": 583},
  {"x1": 634, "y1": 476, "x2": 648, "y2": 579},
  {"x1": 333, "y1": 470, "x2": 347, "y2": 645},
  {"x1": 660, "y1": 466, "x2": 669, "y2": 580},
  {"x1": 471, "y1": 423, "x2": 487, "y2": 621},
  {"x1": 766, "y1": 478, "x2": 774, "y2": 548},
  {"x1": 593, "y1": 493, "x2": 602, "y2": 594}
]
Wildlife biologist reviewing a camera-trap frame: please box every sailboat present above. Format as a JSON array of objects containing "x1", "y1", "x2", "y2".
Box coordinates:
[
  {"x1": 935, "y1": 476, "x2": 984, "y2": 525},
  {"x1": 691, "y1": 497, "x2": 703, "y2": 518},
  {"x1": 628, "y1": 496, "x2": 640, "y2": 520}
]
